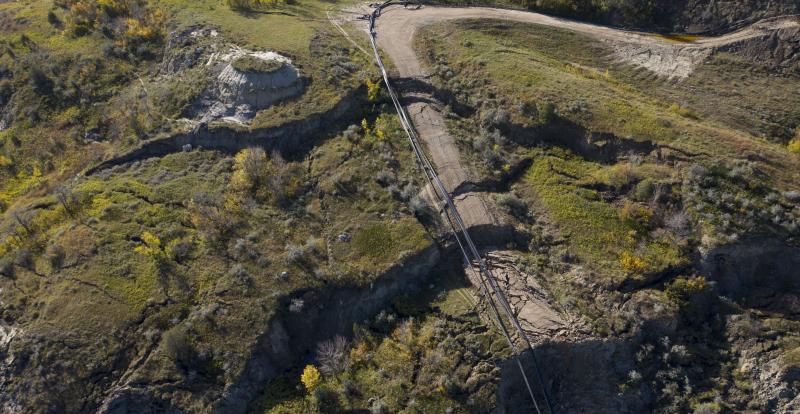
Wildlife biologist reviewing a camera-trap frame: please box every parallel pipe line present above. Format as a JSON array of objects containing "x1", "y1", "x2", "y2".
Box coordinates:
[{"x1": 365, "y1": 3, "x2": 555, "y2": 412}]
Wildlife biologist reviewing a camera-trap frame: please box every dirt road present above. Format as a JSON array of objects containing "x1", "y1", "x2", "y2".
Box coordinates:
[
  {"x1": 359, "y1": 5, "x2": 797, "y2": 342},
  {"x1": 373, "y1": 5, "x2": 798, "y2": 78}
]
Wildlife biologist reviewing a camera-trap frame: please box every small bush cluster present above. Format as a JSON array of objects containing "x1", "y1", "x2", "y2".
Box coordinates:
[
  {"x1": 682, "y1": 162, "x2": 800, "y2": 241},
  {"x1": 618, "y1": 200, "x2": 654, "y2": 234},
  {"x1": 266, "y1": 307, "x2": 503, "y2": 412},
  {"x1": 55, "y1": 0, "x2": 165, "y2": 59},
  {"x1": 6, "y1": 51, "x2": 118, "y2": 126},
  {"x1": 471, "y1": 128, "x2": 508, "y2": 170},
  {"x1": 309, "y1": 30, "x2": 360, "y2": 86},
  {"x1": 229, "y1": 148, "x2": 305, "y2": 209}
]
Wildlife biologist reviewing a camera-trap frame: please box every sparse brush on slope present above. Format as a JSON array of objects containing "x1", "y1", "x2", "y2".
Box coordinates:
[
  {"x1": 54, "y1": 0, "x2": 165, "y2": 58},
  {"x1": 225, "y1": 0, "x2": 295, "y2": 11}
]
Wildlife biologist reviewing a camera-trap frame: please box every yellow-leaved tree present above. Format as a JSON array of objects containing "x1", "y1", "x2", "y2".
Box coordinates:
[
  {"x1": 619, "y1": 251, "x2": 647, "y2": 274},
  {"x1": 300, "y1": 364, "x2": 321, "y2": 393}
]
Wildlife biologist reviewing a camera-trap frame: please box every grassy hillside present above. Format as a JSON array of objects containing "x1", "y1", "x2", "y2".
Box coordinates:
[
  {"x1": 416, "y1": 18, "x2": 800, "y2": 412},
  {"x1": 417, "y1": 19, "x2": 799, "y2": 282},
  {"x1": 0, "y1": 0, "x2": 371, "y2": 213},
  {"x1": 0, "y1": 0, "x2": 450, "y2": 411}
]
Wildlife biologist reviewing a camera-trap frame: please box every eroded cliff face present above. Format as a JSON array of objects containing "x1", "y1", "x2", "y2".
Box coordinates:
[
  {"x1": 717, "y1": 25, "x2": 800, "y2": 74},
  {"x1": 598, "y1": 0, "x2": 799, "y2": 32},
  {"x1": 702, "y1": 237, "x2": 800, "y2": 313},
  {"x1": 674, "y1": 0, "x2": 799, "y2": 33}
]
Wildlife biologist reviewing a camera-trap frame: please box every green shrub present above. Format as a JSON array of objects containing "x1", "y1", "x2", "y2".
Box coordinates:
[
  {"x1": 312, "y1": 385, "x2": 341, "y2": 413},
  {"x1": 47, "y1": 10, "x2": 61, "y2": 27},
  {"x1": 537, "y1": 100, "x2": 556, "y2": 124},
  {"x1": 633, "y1": 179, "x2": 655, "y2": 202},
  {"x1": 161, "y1": 327, "x2": 193, "y2": 366},
  {"x1": 0, "y1": 79, "x2": 12, "y2": 106},
  {"x1": 0, "y1": 258, "x2": 13, "y2": 278},
  {"x1": 45, "y1": 244, "x2": 65, "y2": 270},
  {"x1": 618, "y1": 200, "x2": 654, "y2": 233}
]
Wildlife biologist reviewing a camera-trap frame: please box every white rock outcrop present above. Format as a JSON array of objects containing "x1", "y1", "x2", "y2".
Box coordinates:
[{"x1": 216, "y1": 51, "x2": 303, "y2": 111}]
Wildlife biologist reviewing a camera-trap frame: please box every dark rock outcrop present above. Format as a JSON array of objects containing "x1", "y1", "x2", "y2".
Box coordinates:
[{"x1": 701, "y1": 237, "x2": 800, "y2": 313}]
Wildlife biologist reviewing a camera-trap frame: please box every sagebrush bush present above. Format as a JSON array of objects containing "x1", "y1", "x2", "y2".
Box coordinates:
[
  {"x1": 664, "y1": 210, "x2": 691, "y2": 236},
  {"x1": 343, "y1": 124, "x2": 360, "y2": 143},
  {"x1": 285, "y1": 243, "x2": 305, "y2": 264},
  {"x1": 316, "y1": 336, "x2": 349, "y2": 376},
  {"x1": 228, "y1": 264, "x2": 251, "y2": 286},
  {"x1": 399, "y1": 183, "x2": 418, "y2": 202},
  {"x1": 480, "y1": 107, "x2": 510, "y2": 130}
]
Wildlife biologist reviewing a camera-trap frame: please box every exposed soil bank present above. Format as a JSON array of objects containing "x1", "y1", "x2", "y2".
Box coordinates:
[
  {"x1": 717, "y1": 24, "x2": 800, "y2": 74},
  {"x1": 86, "y1": 86, "x2": 368, "y2": 175}
]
